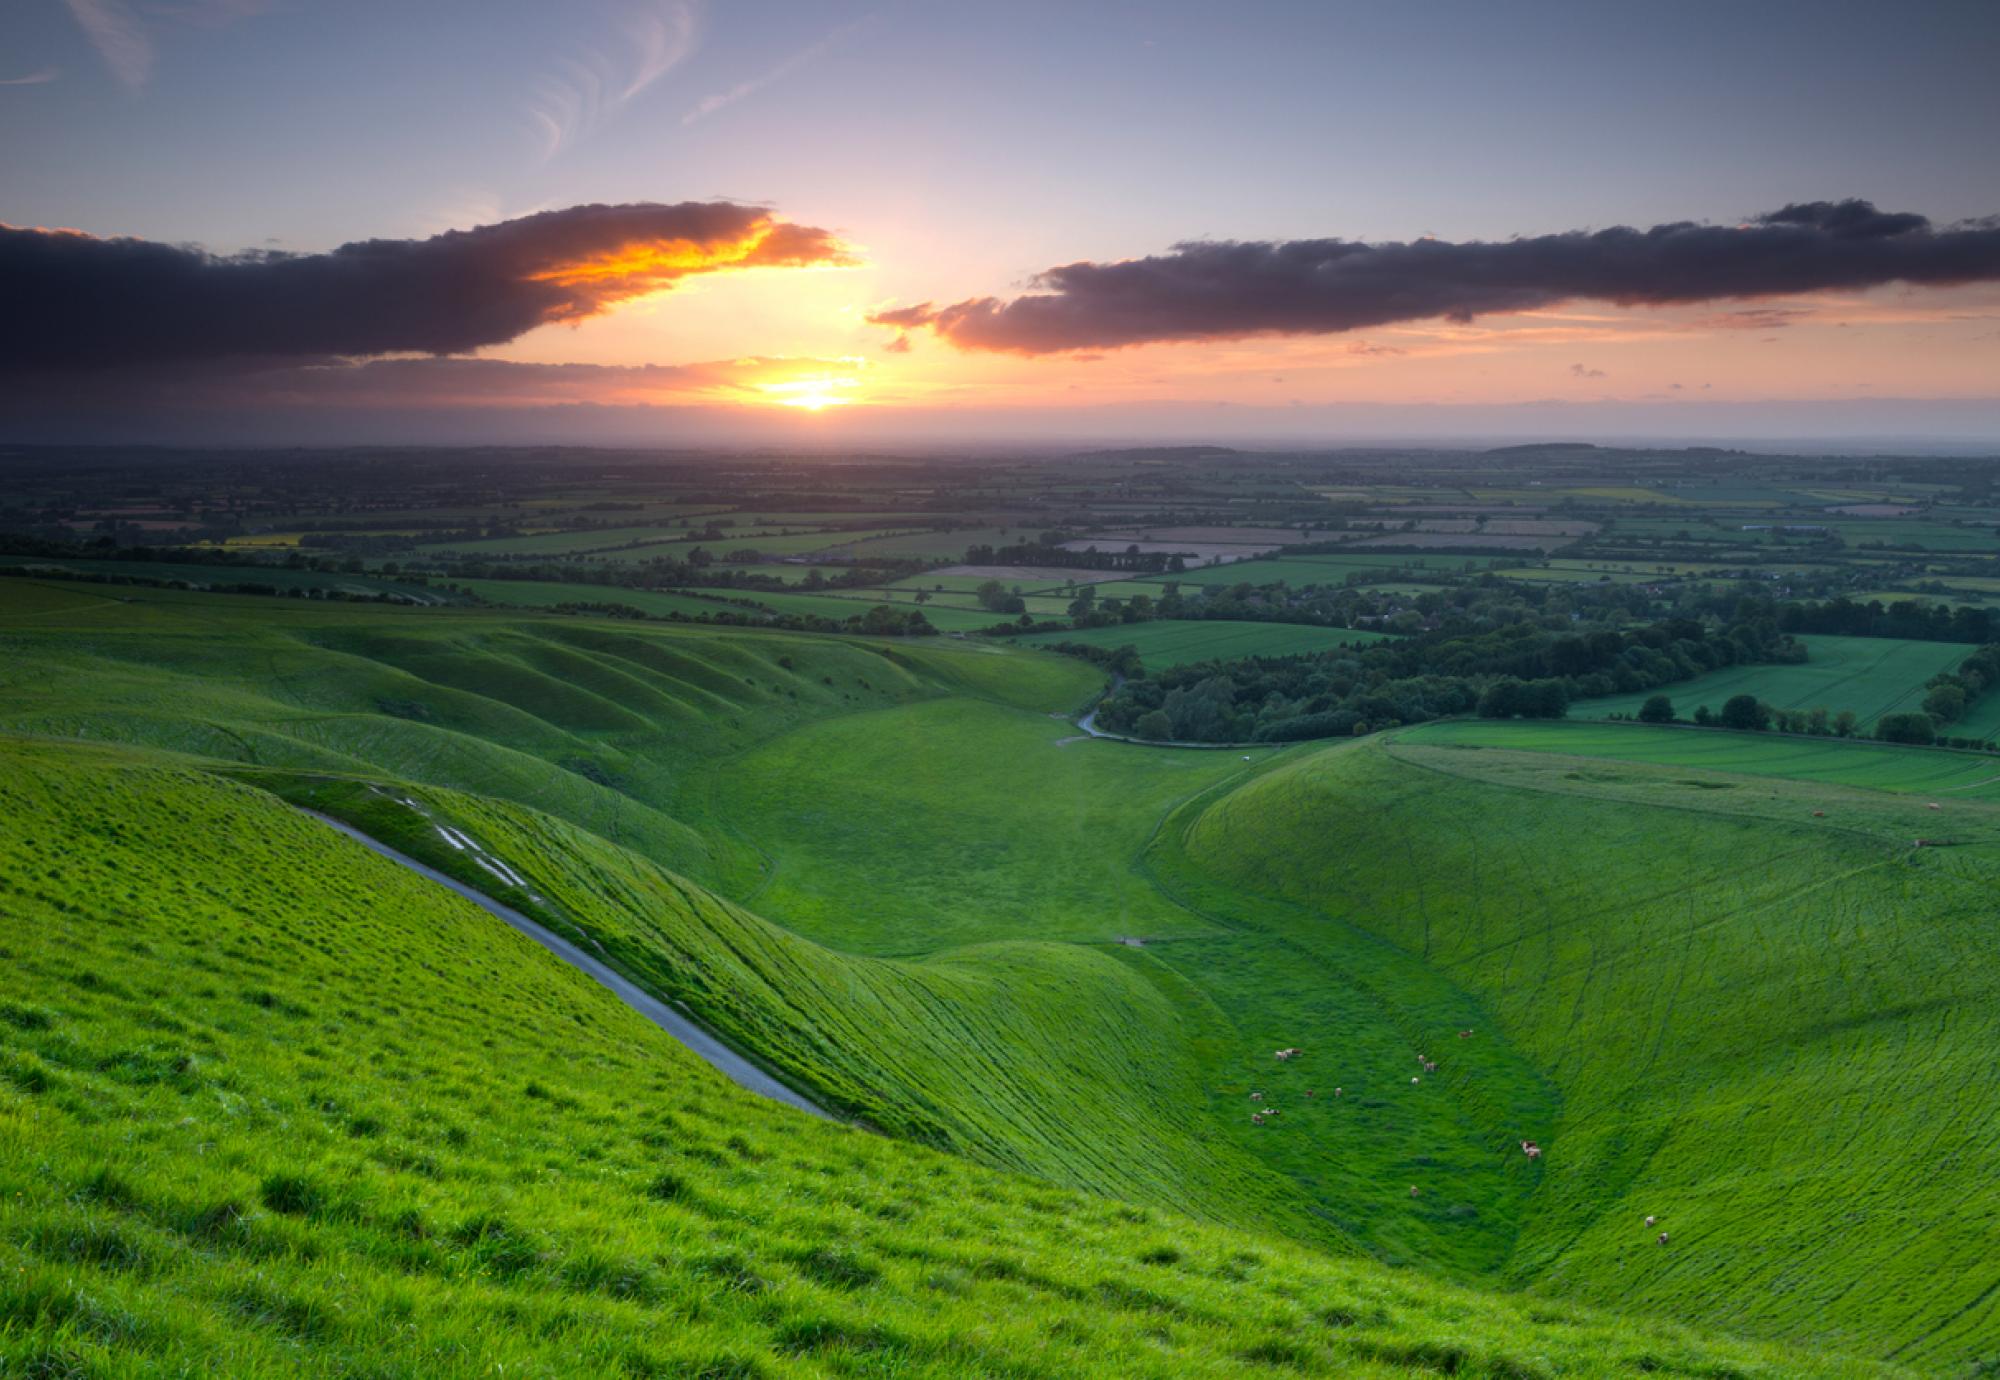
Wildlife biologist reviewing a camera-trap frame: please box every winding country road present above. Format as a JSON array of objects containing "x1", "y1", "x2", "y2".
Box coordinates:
[{"x1": 300, "y1": 810, "x2": 834, "y2": 1121}]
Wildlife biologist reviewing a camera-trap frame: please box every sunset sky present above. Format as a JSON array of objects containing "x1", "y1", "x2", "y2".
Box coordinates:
[{"x1": 4, "y1": 0, "x2": 1999, "y2": 446}]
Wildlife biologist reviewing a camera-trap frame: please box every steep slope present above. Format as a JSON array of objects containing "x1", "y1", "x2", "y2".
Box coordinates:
[
  {"x1": 1174, "y1": 735, "x2": 2000, "y2": 1367},
  {"x1": 0, "y1": 581, "x2": 1098, "y2": 894},
  {"x1": 0, "y1": 740, "x2": 1885, "y2": 1378}
]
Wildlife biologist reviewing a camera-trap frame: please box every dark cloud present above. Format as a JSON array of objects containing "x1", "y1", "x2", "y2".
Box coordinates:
[
  {"x1": 1, "y1": 201, "x2": 848, "y2": 370},
  {"x1": 0, "y1": 354, "x2": 849, "y2": 413},
  {"x1": 1569, "y1": 363, "x2": 1607, "y2": 379},
  {"x1": 871, "y1": 200, "x2": 2000, "y2": 354}
]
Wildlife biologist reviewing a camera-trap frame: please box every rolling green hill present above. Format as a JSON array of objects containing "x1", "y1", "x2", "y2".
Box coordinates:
[
  {"x1": 4, "y1": 577, "x2": 1997, "y2": 1371},
  {"x1": 2, "y1": 741, "x2": 1880, "y2": 1378},
  {"x1": 1173, "y1": 735, "x2": 2000, "y2": 1366}
]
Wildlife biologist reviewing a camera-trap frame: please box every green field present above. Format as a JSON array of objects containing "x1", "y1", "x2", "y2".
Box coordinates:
[
  {"x1": 453, "y1": 579, "x2": 747, "y2": 618},
  {"x1": 0, "y1": 557, "x2": 453, "y2": 603},
  {"x1": 679, "y1": 587, "x2": 1007, "y2": 631},
  {"x1": 1395, "y1": 718, "x2": 2000, "y2": 799},
  {"x1": 1578, "y1": 634, "x2": 1971, "y2": 727},
  {"x1": 1017, "y1": 620, "x2": 1395, "y2": 667},
  {"x1": 4, "y1": 576, "x2": 1999, "y2": 1372}
]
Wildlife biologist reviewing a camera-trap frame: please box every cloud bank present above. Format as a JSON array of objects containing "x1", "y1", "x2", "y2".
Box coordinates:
[
  {"x1": 872, "y1": 201, "x2": 2000, "y2": 354},
  {"x1": 1, "y1": 201, "x2": 849, "y2": 370}
]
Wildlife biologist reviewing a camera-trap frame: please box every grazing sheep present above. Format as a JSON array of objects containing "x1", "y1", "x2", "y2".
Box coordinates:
[
  {"x1": 1812, "y1": 810, "x2": 1825, "y2": 817},
  {"x1": 1525, "y1": 1146, "x2": 1541, "y2": 1159},
  {"x1": 1929, "y1": 802, "x2": 1942, "y2": 810},
  {"x1": 1304, "y1": 1090, "x2": 1316, "y2": 1099},
  {"x1": 1411, "y1": 1076, "x2": 1421, "y2": 1085},
  {"x1": 1251, "y1": 1113, "x2": 1264, "y2": 1125},
  {"x1": 1458, "y1": 1030, "x2": 1473, "y2": 1039},
  {"x1": 1423, "y1": 1060, "x2": 1438, "y2": 1073},
  {"x1": 1333, "y1": 1087, "x2": 1343, "y2": 1097},
  {"x1": 1410, "y1": 1185, "x2": 1421, "y2": 1198},
  {"x1": 1657, "y1": 1232, "x2": 1670, "y2": 1246},
  {"x1": 1644, "y1": 1215, "x2": 1656, "y2": 1227}
]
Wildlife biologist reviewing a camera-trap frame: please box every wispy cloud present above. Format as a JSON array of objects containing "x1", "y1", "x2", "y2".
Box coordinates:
[
  {"x1": 529, "y1": 0, "x2": 700, "y2": 160},
  {"x1": 62, "y1": 0, "x2": 152, "y2": 90},
  {"x1": 682, "y1": 17, "x2": 865, "y2": 127},
  {"x1": 0, "y1": 67, "x2": 62, "y2": 86}
]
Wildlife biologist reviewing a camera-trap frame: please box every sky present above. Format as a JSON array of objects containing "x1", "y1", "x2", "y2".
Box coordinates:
[{"x1": 3, "y1": 0, "x2": 1999, "y2": 448}]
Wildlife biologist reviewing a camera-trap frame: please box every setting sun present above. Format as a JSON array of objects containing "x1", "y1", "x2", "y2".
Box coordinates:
[{"x1": 759, "y1": 373, "x2": 861, "y2": 410}]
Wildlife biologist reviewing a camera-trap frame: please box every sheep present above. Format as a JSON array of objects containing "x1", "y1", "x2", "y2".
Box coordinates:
[
  {"x1": 1657, "y1": 1232, "x2": 1670, "y2": 1246},
  {"x1": 1250, "y1": 1091, "x2": 1263, "y2": 1100},
  {"x1": 1333, "y1": 1087, "x2": 1343, "y2": 1097},
  {"x1": 1411, "y1": 1076, "x2": 1421, "y2": 1085},
  {"x1": 1410, "y1": 1185, "x2": 1421, "y2": 1198},
  {"x1": 1644, "y1": 1215, "x2": 1657, "y2": 1227},
  {"x1": 1525, "y1": 1145, "x2": 1541, "y2": 1159},
  {"x1": 1928, "y1": 802, "x2": 1942, "y2": 810},
  {"x1": 1812, "y1": 810, "x2": 1825, "y2": 817},
  {"x1": 1251, "y1": 1113, "x2": 1265, "y2": 1125},
  {"x1": 1458, "y1": 1030, "x2": 1473, "y2": 1039}
]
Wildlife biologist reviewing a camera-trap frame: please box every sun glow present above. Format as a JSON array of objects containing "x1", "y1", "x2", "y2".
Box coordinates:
[{"x1": 759, "y1": 372, "x2": 862, "y2": 410}]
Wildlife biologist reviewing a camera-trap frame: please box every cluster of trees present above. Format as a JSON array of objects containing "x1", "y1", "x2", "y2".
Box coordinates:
[
  {"x1": 1915, "y1": 643, "x2": 2000, "y2": 730},
  {"x1": 1091, "y1": 611, "x2": 1794, "y2": 744},
  {"x1": 1778, "y1": 597, "x2": 1995, "y2": 645}
]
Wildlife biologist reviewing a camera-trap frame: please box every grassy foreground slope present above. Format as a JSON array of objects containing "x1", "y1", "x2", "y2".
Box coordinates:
[
  {"x1": 0, "y1": 741, "x2": 1883, "y2": 1379},
  {"x1": 258, "y1": 772, "x2": 1313, "y2": 1237},
  {"x1": 1174, "y1": 736, "x2": 2000, "y2": 1367}
]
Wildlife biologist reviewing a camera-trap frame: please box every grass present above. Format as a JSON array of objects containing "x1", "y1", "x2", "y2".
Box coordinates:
[
  {"x1": 1394, "y1": 719, "x2": 2000, "y2": 799},
  {"x1": 1, "y1": 741, "x2": 1884, "y2": 1378},
  {"x1": 0, "y1": 558, "x2": 453, "y2": 603},
  {"x1": 0, "y1": 578, "x2": 1994, "y2": 1371},
  {"x1": 1017, "y1": 620, "x2": 1395, "y2": 668},
  {"x1": 1175, "y1": 734, "x2": 2000, "y2": 1366},
  {"x1": 453, "y1": 578, "x2": 748, "y2": 618},
  {"x1": 1577, "y1": 635, "x2": 1972, "y2": 728}
]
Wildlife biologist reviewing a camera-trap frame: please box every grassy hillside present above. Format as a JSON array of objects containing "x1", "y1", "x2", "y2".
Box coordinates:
[
  {"x1": 0, "y1": 740, "x2": 1879, "y2": 1378},
  {"x1": 1173, "y1": 735, "x2": 2000, "y2": 1366},
  {"x1": 252, "y1": 770, "x2": 1315, "y2": 1239},
  {"x1": 0, "y1": 579, "x2": 1097, "y2": 895},
  {"x1": 6, "y1": 578, "x2": 1999, "y2": 1370},
  {"x1": 1575, "y1": 635, "x2": 1968, "y2": 727}
]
